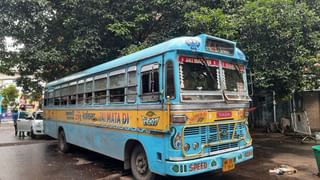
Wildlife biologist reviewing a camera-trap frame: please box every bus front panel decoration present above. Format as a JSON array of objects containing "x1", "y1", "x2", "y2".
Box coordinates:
[{"x1": 43, "y1": 34, "x2": 253, "y2": 179}]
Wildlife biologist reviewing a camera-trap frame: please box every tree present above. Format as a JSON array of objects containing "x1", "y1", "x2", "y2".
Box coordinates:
[
  {"x1": 0, "y1": 0, "x2": 196, "y2": 89},
  {"x1": 0, "y1": 84, "x2": 19, "y2": 109},
  {"x1": 236, "y1": 0, "x2": 320, "y2": 98},
  {"x1": 0, "y1": 0, "x2": 319, "y2": 99}
]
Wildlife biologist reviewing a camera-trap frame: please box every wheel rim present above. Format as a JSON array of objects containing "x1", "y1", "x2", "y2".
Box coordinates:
[{"x1": 135, "y1": 153, "x2": 147, "y2": 175}]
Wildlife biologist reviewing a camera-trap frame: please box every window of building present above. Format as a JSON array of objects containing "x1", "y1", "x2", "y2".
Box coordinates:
[
  {"x1": 141, "y1": 63, "x2": 160, "y2": 102},
  {"x1": 109, "y1": 69, "x2": 125, "y2": 103},
  {"x1": 127, "y1": 66, "x2": 137, "y2": 103},
  {"x1": 165, "y1": 61, "x2": 175, "y2": 99},
  {"x1": 94, "y1": 75, "x2": 107, "y2": 104}
]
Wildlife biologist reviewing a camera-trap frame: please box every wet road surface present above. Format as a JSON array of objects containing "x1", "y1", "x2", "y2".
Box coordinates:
[{"x1": 0, "y1": 123, "x2": 318, "y2": 180}]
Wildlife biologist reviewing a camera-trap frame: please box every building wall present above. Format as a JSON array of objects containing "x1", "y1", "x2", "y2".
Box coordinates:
[{"x1": 303, "y1": 92, "x2": 320, "y2": 130}]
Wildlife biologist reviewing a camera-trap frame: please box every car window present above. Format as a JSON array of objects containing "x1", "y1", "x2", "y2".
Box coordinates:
[
  {"x1": 35, "y1": 112, "x2": 43, "y2": 120},
  {"x1": 18, "y1": 111, "x2": 33, "y2": 119}
]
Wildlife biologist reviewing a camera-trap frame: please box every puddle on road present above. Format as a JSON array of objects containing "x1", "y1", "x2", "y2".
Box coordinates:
[{"x1": 73, "y1": 157, "x2": 93, "y2": 165}]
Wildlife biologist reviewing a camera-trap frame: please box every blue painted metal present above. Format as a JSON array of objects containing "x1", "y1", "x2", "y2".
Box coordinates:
[
  {"x1": 46, "y1": 34, "x2": 246, "y2": 87},
  {"x1": 45, "y1": 119, "x2": 252, "y2": 176},
  {"x1": 165, "y1": 146, "x2": 253, "y2": 176},
  {"x1": 44, "y1": 34, "x2": 253, "y2": 177},
  {"x1": 44, "y1": 119, "x2": 168, "y2": 174}
]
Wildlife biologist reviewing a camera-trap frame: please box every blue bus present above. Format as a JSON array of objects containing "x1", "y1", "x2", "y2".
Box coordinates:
[{"x1": 43, "y1": 34, "x2": 253, "y2": 179}]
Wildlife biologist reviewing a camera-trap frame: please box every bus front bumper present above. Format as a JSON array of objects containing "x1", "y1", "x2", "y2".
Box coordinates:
[{"x1": 164, "y1": 146, "x2": 253, "y2": 176}]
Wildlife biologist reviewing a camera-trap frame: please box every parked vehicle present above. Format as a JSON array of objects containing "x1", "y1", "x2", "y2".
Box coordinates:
[
  {"x1": 44, "y1": 34, "x2": 252, "y2": 179},
  {"x1": 17, "y1": 110, "x2": 44, "y2": 138}
]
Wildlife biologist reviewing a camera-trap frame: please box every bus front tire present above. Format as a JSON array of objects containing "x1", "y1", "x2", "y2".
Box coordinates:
[
  {"x1": 130, "y1": 145, "x2": 157, "y2": 180},
  {"x1": 58, "y1": 130, "x2": 70, "y2": 153}
]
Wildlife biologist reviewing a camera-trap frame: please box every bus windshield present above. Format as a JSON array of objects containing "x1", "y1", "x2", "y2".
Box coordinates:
[
  {"x1": 224, "y1": 65, "x2": 244, "y2": 92},
  {"x1": 181, "y1": 62, "x2": 218, "y2": 91}
]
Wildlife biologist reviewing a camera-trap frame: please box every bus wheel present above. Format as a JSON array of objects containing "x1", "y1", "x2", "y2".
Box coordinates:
[
  {"x1": 130, "y1": 145, "x2": 157, "y2": 180},
  {"x1": 58, "y1": 130, "x2": 70, "y2": 153}
]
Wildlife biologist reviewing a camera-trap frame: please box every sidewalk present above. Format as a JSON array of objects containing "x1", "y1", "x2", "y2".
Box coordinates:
[{"x1": 0, "y1": 123, "x2": 34, "y2": 146}]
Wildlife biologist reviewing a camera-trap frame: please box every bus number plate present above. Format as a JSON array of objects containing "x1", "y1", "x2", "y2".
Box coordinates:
[{"x1": 222, "y1": 159, "x2": 235, "y2": 172}]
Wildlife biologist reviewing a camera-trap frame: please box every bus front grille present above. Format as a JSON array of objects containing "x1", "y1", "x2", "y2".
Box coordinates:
[{"x1": 183, "y1": 122, "x2": 246, "y2": 154}]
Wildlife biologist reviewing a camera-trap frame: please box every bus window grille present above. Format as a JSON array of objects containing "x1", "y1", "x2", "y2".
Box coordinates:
[
  {"x1": 184, "y1": 127, "x2": 200, "y2": 136},
  {"x1": 201, "y1": 135, "x2": 206, "y2": 143},
  {"x1": 230, "y1": 142, "x2": 238, "y2": 148},
  {"x1": 185, "y1": 122, "x2": 242, "y2": 153},
  {"x1": 210, "y1": 142, "x2": 239, "y2": 153},
  {"x1": 200, "y1": 126, "x2": 207, "y2": 134},
  {"x1": 233, "y1": 123, "x2": 245, "y2": 139},
  {"x1": 209, "y1": 125, "x2": 217, "y2": 133},
  {"x1": 208, "y1": 134, "x2": 218, "y2": 142}
]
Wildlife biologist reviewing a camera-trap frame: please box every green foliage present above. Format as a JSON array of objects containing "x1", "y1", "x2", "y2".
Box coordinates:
[
  {"x1": 184, "y1": 7, "x2": 238, "y2": 39},
  {"x1": 0, "y1": 0, "x2": 196, "y2": 95},
  {"x1": 0, "y1": 84, "x2": 19, "y2": 108},
  {"x1": 236, "y1": 0, "x2": 320, "y2": 98},
  {"x1": 0, "y1": 0, "x2": 319, "y2": 100}
]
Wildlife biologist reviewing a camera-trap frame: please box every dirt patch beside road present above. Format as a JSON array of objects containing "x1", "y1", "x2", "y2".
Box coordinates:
[{"x1": 227, "y1": 132, "x2": 318, "y2": 180}]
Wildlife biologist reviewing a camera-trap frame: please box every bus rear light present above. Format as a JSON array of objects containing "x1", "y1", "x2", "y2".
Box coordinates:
[{"x1": 172, "y1": 115, "x2": 187, "y2": 123}]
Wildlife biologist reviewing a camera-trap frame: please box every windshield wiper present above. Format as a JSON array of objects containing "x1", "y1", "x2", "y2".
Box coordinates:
[
  {"x1": 199, "y1": 57, "x2": 217, "y2": 86},
  {"x1": 233, "y1": 63, "x2": 244, "y2": 83}
]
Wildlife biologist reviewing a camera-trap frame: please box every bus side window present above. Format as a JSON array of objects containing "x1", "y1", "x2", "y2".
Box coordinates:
[
  {"x1": 85, "y1": 79, "x2": 93, "y2": 105},
  {"x1": 141, "y1": 63, "x2": 160, "y2": 102},
  {"x1": 77, "y1": 81, "x2": 85, "y2": 105},
  {"x1": 48, "y1": 90, "x2": 54, "y2": 106},
  {"x1": 165, "y1": 61, "x2": 175, "y2": 98},
  {"x1": 127, "y1": 66, "x2": 137, "y2": 103},
  {"x1": 109, "y1": 69, "x2": 126, "y2": 103},
  {"x1": 61, "y1": 86, "x2": 68, "y2": 105},
  {"x1": 54, "y1": 88, "x2": 60, "y2": 106},
  {"x1": 68, "y1": 83, "x2": 77, "y2": 105},
  {"x1": 44, "y1": 91, "x2": 48, "y2": 106},
  {"x1": 94, "y1": 75, "x2": 107, "y2": 104}
]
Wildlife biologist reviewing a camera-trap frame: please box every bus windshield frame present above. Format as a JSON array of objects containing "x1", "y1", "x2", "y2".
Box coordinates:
[{"x1": 178, "y1": 56, "x2": 250, "y2": 102}]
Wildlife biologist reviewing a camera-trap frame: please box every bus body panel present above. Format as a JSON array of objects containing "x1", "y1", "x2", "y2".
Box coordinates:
[
  {"x1": 164, "y1": 146, "x2": 253, "y2": 176},
  {"x1": 44, "y1": 119, "x2": 169, "y2": 175},
  {"x1": 44, "y1": 34, "x2": 253, "y2": 177}
]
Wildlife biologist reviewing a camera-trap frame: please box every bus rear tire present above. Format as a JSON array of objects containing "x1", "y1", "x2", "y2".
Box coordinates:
[
  {"x1": 58, "y1": 130, "x2": 70, "y2": 153},
  {"x1": 130, "y1": 145, "x2": 158, "y2": 180}
]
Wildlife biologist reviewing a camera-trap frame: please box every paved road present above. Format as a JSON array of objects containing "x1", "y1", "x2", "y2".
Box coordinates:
[{"x1": 0, "y1": 123, "x2": 318, "y2": 180}]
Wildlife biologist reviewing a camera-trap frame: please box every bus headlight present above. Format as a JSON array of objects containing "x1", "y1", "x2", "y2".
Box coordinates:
[
  {"x1": 184, "y1": 143, "x2": 190, "y2": 151},
  {"x1": 192, "y1": 142, "x2": 199, "y2": 150}
]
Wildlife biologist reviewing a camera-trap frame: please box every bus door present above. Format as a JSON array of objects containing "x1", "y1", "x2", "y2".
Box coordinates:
[{"x1": 137, "y1": 56, "x2": 169, "y2": 132}]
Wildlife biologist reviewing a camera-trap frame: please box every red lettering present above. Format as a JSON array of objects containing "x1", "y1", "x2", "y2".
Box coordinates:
[
  {"x1": 217, "y1": 112, "x2": 232, "y2": 118},
  {"x1": 189, "y1": 162, "x2": 208, "y2": 172}
]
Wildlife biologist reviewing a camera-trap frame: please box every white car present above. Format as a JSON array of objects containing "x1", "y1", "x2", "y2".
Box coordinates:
[{"x1": 17, "y1": 111, "x2": 44, "y2": 138}]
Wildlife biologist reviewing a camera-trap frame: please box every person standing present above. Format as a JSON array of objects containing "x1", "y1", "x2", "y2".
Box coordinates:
[{"x1": 12, "y1": 109, "x2": 18, "y2": 136}]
